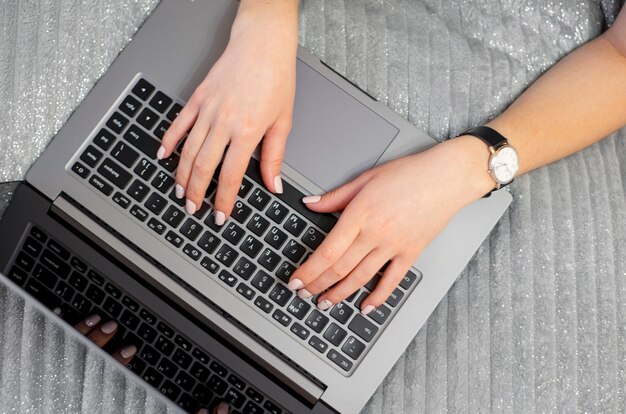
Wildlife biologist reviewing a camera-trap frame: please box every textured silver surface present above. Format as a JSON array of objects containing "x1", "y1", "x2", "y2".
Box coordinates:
[{"x1": 1, "y1": 0, "x2": 626, "y2": 413}]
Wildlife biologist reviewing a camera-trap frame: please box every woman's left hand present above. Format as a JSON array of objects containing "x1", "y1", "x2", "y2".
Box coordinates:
[{"x1": 287, "y1": 136, "x2": 494, "y2": 314}]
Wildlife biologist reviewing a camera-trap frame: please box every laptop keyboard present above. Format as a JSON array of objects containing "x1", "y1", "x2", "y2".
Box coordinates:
[
  {"x1": 7, "y1": 225, "x2": 287, "y2": 414},
  {"x1": 67, "y1": 74, "x2": 423, "y2": 375}
]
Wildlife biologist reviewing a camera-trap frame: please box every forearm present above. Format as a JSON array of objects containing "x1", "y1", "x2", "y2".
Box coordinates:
[{"x1": 234, "y1": 0, "x2": 299, "y2": 44}]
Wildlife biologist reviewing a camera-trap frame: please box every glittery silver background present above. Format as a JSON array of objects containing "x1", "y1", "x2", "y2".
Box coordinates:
[{"x1": 2, "y1": 0, "x2": 626, "y2": 413}]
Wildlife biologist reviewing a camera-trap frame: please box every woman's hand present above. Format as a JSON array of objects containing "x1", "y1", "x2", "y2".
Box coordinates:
[
  {"x1": 287, "y1": 137, "x2": 495, "y2": 314},
  {"x1": 158, "y1": 0, "x2": 298, "y2": 224}
]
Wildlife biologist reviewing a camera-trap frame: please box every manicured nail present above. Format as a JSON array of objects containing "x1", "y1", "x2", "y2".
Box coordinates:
[
  {"x1": 361, "y1": 305, "x2": 375, "y2": 316},
  {"x1": 197, "y1": 409, "x2": 209, "y2": 414},
  {"x1": 214, "y1": 210, "x2": 226, "y2": 226},
  {"x1": 273, "y1": 176, "x2": 283, "y2": 194},
  {"x1": 85, "y1": 314, "x2": 101, "y2": 327},
  {"x1": 317, "y1": 299, "x2": 333, "y2": 311},
  {"x1": 287, "y1": 278, "x2": 303, "y2": 291},
  {"x1": 216, "y1": 401, "x2": 230, "y2": 414},
  {"x1": 156, "y1": 145, "x2": 165, "y2": 160},
  {"x1": 53, "y1": 307, "x2": 62, "y2": 315},
  {"x1": 302, "y1": 195, "x2": 321, "y2": 204},
  {"x1": 175, "y1": 184, "x2": 185, "y2": 199},
  {"x1": 185, "y1": 199, "x2": 197, "y2": 215},
  {"x1": 120, "y1": 345, "x2": 137, "y2": 359},
  {"x1": 298, "y1": 289, "x2": 313, "y2": 299},
  {"x1": 100, "y1": 320, "x2": 118, "y2": 334}
]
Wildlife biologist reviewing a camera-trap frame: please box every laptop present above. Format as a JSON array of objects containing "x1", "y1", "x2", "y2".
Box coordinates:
[{"x1": 0, "y1": 1, "x2": 511, "y2": 413}]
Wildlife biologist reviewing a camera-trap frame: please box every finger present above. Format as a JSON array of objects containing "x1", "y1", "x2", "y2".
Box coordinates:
[
  {"x1": 288, "y1": 216, "x2": 360, "y2": 292},
  {"x1": 112, "y1": 344, "x2": 138, "y2": 365},
  {"x1": 73, "y1": 314, "x2": 102, "y2": 335},
  {"x1": 317, "y1": 248, "x2": 390, "y2": 310},
  {"x1": 299, "y1": 234, "x2": 373, "y2": 298},
  {"x1": 302, "y1": 172, "x2": 371, "y2": 213},
  {"x1": 159, "y1": 99, "x2": 200, "y2": 160},
  {"x1": 86, "y1": 320, "x2": 118, "y2": 348},
  {"x1": 260, "y1": 117, "x2": 291, "y2": 194},
  {"x1": 213, "y1": 139, "x2": 257, "y2": 221},
  {"x1": 184, "y1": 125, "x2": 230, "y2": 214},
  {"x1": 361, "y1": 257, "x2": 413, "y2": 313},
  {"x1": 212, "y1": 402, "x2": 230, "y2": 414},
  {"x1": 175, "y1": 108, "x2": 214, "y2": 201}
]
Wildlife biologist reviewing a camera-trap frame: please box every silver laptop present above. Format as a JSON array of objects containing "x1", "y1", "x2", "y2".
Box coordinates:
[{"x1": 0, "y1": 1, "x2": 511, "y2": 412}]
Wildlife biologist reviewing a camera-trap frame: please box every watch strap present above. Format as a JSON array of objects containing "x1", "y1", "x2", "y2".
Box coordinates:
[{"x1": 463, "y1": 125, "x2": 508, "y2": 149}]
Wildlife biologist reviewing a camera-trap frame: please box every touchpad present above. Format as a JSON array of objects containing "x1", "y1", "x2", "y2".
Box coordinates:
[{"x1": 283, "y1": 60, "x2": 399, "y2": 192}]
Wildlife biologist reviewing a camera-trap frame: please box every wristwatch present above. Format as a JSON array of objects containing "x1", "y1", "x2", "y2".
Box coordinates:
[{"x1": 463, "y1": 126, "x2": 519, "y2": 196}]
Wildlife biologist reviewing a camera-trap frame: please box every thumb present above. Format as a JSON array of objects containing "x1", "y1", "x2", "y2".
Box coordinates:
[
  {"x1": 260, "y1": 119, "x2": 291, "y2": 194},
  {"x1": 303, "y1": 172, "x2": 371, "y2": 213}
]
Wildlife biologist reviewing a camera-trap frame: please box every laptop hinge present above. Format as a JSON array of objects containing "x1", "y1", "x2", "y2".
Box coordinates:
[{"x1": 51, "y1": 195, "x2": 325, "y2": 404}]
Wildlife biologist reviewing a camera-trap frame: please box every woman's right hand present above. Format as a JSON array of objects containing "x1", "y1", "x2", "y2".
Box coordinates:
[{"x1": 158, "y1": 0, "x2": 299, "y2": 225}]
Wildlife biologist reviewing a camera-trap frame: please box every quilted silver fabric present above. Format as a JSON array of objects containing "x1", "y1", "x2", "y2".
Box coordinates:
[{"x1": 1, "y1": 0, "x2": 626, "y2": 412}]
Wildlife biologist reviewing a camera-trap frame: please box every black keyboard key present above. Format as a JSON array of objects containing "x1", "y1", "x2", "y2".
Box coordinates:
[
  {"x1": 272, "y1": 309, "x2": 292, "y2": 327},
  {"x1": 137, "y1": 107, "x2": 159, "y2": 130},
  {"x1": 142, "y1": 367, "x2": 164, "y2": 388},
  {"x1": 263, "y1": 400, "x2": 283, "y2": 414},
  {"x1": 25, "y1": 279, "x2": 60, "y2": 309},
  {"x1": 69, "y1": 271, "x2": 88, "y2": 291},
  {"x1": 192, "y1": 384, "x2": 215, "y2": 405},
  {"x1": 210, "y1": 361, "x2": 228, "y2": 378},
  {"x1": 223, "y1": 222, "x2": 245, "y2": 245},
  {"x1": 112, "y1": 191, "x2": 131, "y2": 209},
  {"x1": 197, "y1": 231, "x2": 220, "y2": 254},
  {"x1": 240, "y1": 235, "x2": 263, "y2": 259},
  {"x1": 237, "y1": 178, "x2": 253, "y2": 198},
  {"x1": 224, "y1": 388, "x2": 245, "y2": 409},
  {"x1": 119, "y1": 94, "x2": 142, "y2": 117},
  {"x1": 71, "y1": 294, "x2": 92, "y2": 314},
  {"x1": 265, "y1": 201, "x2": 289, "y2": 224},
  {"x1": 130, "y1": 204, "x2": 149, "y2": 222},
  {"x1": 151, "y1": 170, "x2": 175, "y2": 194},
  {"x1": 132, "y1": 78, "x2": 155, "y2": 100},
  {"x1": 231, "y1": 200, "x2": 252, "y2": 224},
  {"x1": 290, "y1": 323, "x2": 310, "y2": 340},
  {"x1": 193, "y1": 202, "x2": 210, "y2": 220},
  {"x1": 287, "y1": 297, "x2": 311, "y2": 320},
  {"x1": 31, "y1": 264, "x2": 57, "y2": 289},
  {"x1": 156, "y1": 321, "x2": 174, "y2": 338},
  {"x1": 147, "y1": 217, "x2": 166, "y2": 235},
  {"x1": 330, "y1": 302, "x2": 354, "y2": 324},
  {"x1": 245, "y1": 388, "x2": 264, "y2": 404},
  {"x1": 120, "y1": 309, "x2": 140, "y2": 330},
  {"x1": 166, "y1": 103, "x2": 183, "y2": 121},
  {"x1": 127, "y1": 357, "x2": 147, "y2": 376},
  {"x1": 163, "y1": 205, "x2": 185, "y2": 228},
  {"x1": 253, "y1": 296, "x2": 274, "y2": 314},
  {"x1": 233, "y1": 258, "x2": 256, "y2": 280},
  {"x1": 103, "y1": 297, "x2": 123, "y2": 318},
  {"x1": 227, "y1": 374, "x2": 246, "y2": 391},
  {"x1": 250, "y1": 270, "x2": 274, "y2": 293},
  {"x1": 8, "y1": 266, "x2": 27, "y2": 286},
  {"x1": 47, "y1": 240, "x2": 70, "y2": 260},
  {"x1": 305, "y1": 310, "x2": 329, "y2": 333},
  {"x1": 275, "y1": 261, "x2": 296, "y2": 284},
  {"x1": 124, "y1": 124, "x2": 160, "y2": 158},
  {"x1": 368, "y1": 304, "x2": 392, "y2": 325},
  {"x1": 127, "y1": 179, "x2": 150, "y2": 202},
  {"x1": 174, "y1": 334, "x2": 192, "y2": 352},
  {"x1": 208, "y1": 374, "x2": 229, "y2": 395},
  {"x1": 175, "y1": 372, "x2": 196, "y2": 392},
  {"x1": 159, "y1": 380, "x2": 181, "y2": 401},
  {"x1": 246, "y1": 214, "x2": 269, "y2": 237},
  {"x1": 87, "y1": 270, "x2": 104, "y2": 286},
  {"x1": 327, "y1": 349, "x2": 353, "y2": 372},
  {"x1": 159, "y1": 153, "x2": 179, "y2": 172},
  {"x1": 301, "y1": 227, "x2": 324, "y2": 250},
  {"x1": 282, "y1": 240, "x2": 306, "y2": 264},
  {"x1": 200, "y1": 256, "x2": 220, "y2": 274},
  {"x1": 106, "y1": 111, "x2": 129, "y2": 134},
  {"x1": 257, "y1": 248, "x2": 280, "y2": 272},
  {"x1": 399, "y1": 270, "x2": 422, "y2": 289},
  {"x1": 236, "y1": 283, "x2": 255, "y2": 300},
  {"x1": 134, "y1": 158, "x2": 157, "y2": 180},
  {"x1": 248, "y1": 188, "x2": 271, "y2": 211},
  {"x1": 105, "y1": 282, "x2": 122, "y2": 298},
  {"x1": 71, "y1": 161, "x2": 90, "y2": 178},
  {"x1": 308, "y1": 335, "x2": 329, "y2": 353},
  {"x1": 348, "y1": 314, "x2": 378, "y2": 343},
  {"x1": 354, "y1": 291, "x2": 368, "y2": 310},
  {"x1": 110, "y1": 141, "x2": 139, "y2": 168},
  {"x1": 144, "y1": 193, "x2": 167, "y2": 215},
  {"x1": 243, "y1": 401, "x2": 263, "y2": 414},
  {"x1": 190, "y1": 361, "x2": 210, "y2": 382},
  {"x1": 157, "y1": 359, "x2": 179, "y2": 378},
  {"x1": 268, "y1": 284, "x2": 292, "y2": 306},
  {"x1": 342, "y1": 336, "x2": 366, "y2": 360},
  {"x1": 80, "y1": 145, "x2": 103, "y2": 168},
  {"x1": 40, "y1": 249, "x2": 71, "y2": 279},
  {"x1": 283, "y1": 214, "x2": 307, "y2": 237},
  {"x1": 138, "y1": 322, "x2": 158, "y2": 343},
  {"x1": 139, "y1": 308, "x2": 157, "y2": 325},
  {"x1": 85, "y1": 284, "x2": 105, "y2": 305},
  {"x1": 149, "y1": 91, "x2": 173, "y2": 113},
  {"x1": 324, "y1": 323, "x2": 347, "y2": 346},
  {"x1": 122, "y1": 296, "x2": 139, "y2": 312},
  {"x1": 93, "y1": 128, "x2": 117, "y2": 151},
  {"x1": 264, "y1": 227, "x2": 287, "y2": 249},
  {"x1": 218, "y1": 270, "x2": 237, "y2": 287},
  {"x1": 180, "y1": 218, "x2": 202, "y2": 241},
  {"x1": 215, "y1": 244, "x2": 238, "y2": 267},
  {"x1": 192, "y1": 348, "x2": 210, "y2": 365},
  {"x1": 155, "y1": 336, "x2": 175, "y2": 356},
  {"x1": 69, "y1": 257, "x2": 87, "y2": 273},
  {"x1": 89, "y1": 175, "x2": 113, "y2": 196},
  {"x1": 29, "y1": 226, "x2": 47, "y2": 243},
  {"x1": 165, "y1": 231, "x2": 184, "y2": 248},
  {"x1": 15, "y1": 251, "x2": 35, "y2": 272},
  {"x1": 183, "y1": 243, "x2": 202, "y2": 261},
  {"x1": 364, "y1": 274, "x2": 381, "y2": 291}
]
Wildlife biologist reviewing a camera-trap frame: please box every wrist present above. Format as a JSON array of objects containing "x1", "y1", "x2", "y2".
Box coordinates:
[{"x1": 233, "y1": 0, "x2": 299, "y2": 42}]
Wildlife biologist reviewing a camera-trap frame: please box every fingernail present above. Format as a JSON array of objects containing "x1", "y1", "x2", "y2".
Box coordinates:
[
  {"x1": 298, "y1": 289, "x2": 313, "y2": 299},
  {"x1": 197, "y1": 409, "x2": 209, "y2": 414},
  {"x1": 273, "y1": 176, "x2": 283, "y2": 194},
  {"x1": 317, "y1": 299, "x2": 333, "y2": 311},
  {"x1": 185, "y1": 199, "x2": 197, "y2": 215},
  {"x1": 214, "y1": 210, "x2": 226, "y2": 226},
  {"x1": 302, "y1": 195, "x2": 321, "y2": 204},
  {"x1": 361, "y1": 305, "x2": 376, "y2": 316},
  {"x1": 53, "y1": 307, "x2": 62, "y2": 315},
  {"x1": 156, "y1": 145, "x2": 165, "y2": 160},
  {"x1": 120, "y1": 345, "x2": 137, "y2": 359},
  {"x1": 217, "y1": 401, "x2": 230, "y2": 414},
  {"x1": 85, "y1": 314, "x2": 101, "y2": 327},
  {"x1": 175, "y1": 184, "x2": 185, "y2": 199},
  {"x1": 100, "y1": 320, "x2": 118, "y2": 334},
  {"x1": 287, "y1": 278, "x2": 303, "y2": 291}
]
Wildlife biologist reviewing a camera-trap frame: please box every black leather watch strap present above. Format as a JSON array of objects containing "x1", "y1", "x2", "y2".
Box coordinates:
[{"x1": 463, "y1": 126, "x2": 508, "y2": 148}]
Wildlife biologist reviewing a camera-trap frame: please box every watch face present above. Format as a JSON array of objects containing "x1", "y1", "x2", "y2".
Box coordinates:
[{"x1": 490, "y1": 145, "x2": 519, "y2": 184}]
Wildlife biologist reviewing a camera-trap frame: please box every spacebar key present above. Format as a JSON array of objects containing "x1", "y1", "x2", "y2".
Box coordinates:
[{"x1": 123, "y1": 125, "x2": 160, "y2": 158}]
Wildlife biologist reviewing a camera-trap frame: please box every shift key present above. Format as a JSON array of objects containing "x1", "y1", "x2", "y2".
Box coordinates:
[
  {"x1": 98, "y1": 158, "x2": 132, "y2": 189},
  {"x1": 123, "y1": 125, "x2": 160, "y2": 158}
]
